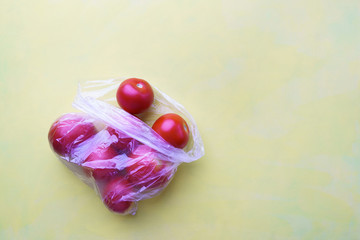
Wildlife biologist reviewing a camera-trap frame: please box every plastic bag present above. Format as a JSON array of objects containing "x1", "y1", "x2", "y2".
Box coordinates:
[{"x1": 48, "y1": 78, "x2": 205, "y2": 215}]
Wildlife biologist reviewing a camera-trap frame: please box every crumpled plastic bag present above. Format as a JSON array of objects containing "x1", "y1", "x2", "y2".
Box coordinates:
[{"x1": 48, "y1": 78, "x2": 205, "y2": 215}]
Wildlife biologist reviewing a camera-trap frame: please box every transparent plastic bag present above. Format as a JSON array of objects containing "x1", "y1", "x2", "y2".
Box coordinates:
[{"x1": 48, "y1": 78, "x2": 205, "y2": 215}]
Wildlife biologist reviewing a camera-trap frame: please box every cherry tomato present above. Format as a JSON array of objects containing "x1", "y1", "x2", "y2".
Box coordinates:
[
  {"x1": 116, "y1": 78, "x2": 154, "y2": 114},
  {"x1": 48, "y1": 113, "x2": 97, "y2": 157},
  {"x1": 102, "y1": 177, "x2": 135, "y2": 214},
  {"x1": 152, "y1": 113, "x2": 190, "y2": 149},
  {"x1": 83, "y1": 145, "x2": 121, "y2": 181},
  {"x1": 126, "y1": 145, "x2": 172, "y2": 189},
  {"x1": 106, "y1": 127, "x2": 140, "y2": 155}
]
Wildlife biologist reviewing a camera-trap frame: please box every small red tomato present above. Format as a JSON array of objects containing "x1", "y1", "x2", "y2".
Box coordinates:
[
  {"x1": 48, "y1": 113, "x2": 97, "y2": 157},
  {"x1": 127, "y1": 145, "x2": 172, "y2": 189},
  {"x1": 152, "y1": 113, "x2": 190, "y2": 149},
  {"x1": 106, "y1": 127, "x2": 139, "y2": 155},
  {"x1": 83, "y1": 145, "x2": 121, "y2": 180},
  {"x1": 102, "y1": 177, "x2": 135, "y2": 214},
  {"x1": 116, "y1": 78, "x2": 154, "y2": 114}
]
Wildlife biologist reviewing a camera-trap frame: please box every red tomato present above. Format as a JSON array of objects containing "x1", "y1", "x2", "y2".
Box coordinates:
[
  {"x1": 106, "y1": 127, "x2": 139, "y2": 155},
  {"x1": 116, "y1": 78, "x2": 154, "y2": 114},
  {"x1": 102, "y1": 177, "x2": 135, "y2": 214},
  {"x1": 48, "y1": 113, "x2": 97, "y2": 157},
  {"x1": 83, "y1": 145, "x2": 121, "y2": 181},
  {"x1": 126, "y1": 145, "x2": 173, "y2": 189},
  {"x1": 152, "y1": 113, "x2": 190, "y2": 149}
]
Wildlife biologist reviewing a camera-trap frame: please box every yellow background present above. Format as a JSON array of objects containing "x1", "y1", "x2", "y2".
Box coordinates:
[{"x1": 1, "y1": 0, "x2": 360, "y2": 239}]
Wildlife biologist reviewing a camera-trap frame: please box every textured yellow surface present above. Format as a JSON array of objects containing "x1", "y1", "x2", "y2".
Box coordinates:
[{"x1": 1, "y1": 0, "x2": 360, "y2": 239}]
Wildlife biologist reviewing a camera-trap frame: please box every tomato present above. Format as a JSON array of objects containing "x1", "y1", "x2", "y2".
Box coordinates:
[
  {"x1": 102, "y1": 177, "x2": 135, "y2": 214},
  {"x1": 152, "y1": 113, "x2": 190, "y2": 149},
  {"x1": 48, "y1": 113, "x2": 97, "y2": 157},
  {"x1": 126, "y1": 145, "x2": 172, "y2": 189},
  {"x1": 83, "y1": 145, "x2": 121, "y2": 180},
  {"x1": 106, "y1": 127, "x2": 140, "y2": 155},
  {"x1": 116, "y1": 78, "x2": 154, "y2": 114}
]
